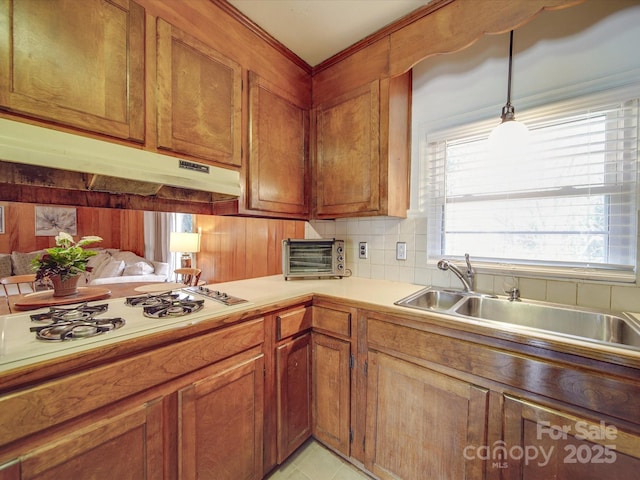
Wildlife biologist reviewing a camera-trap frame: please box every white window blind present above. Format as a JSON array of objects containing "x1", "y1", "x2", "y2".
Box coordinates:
[{"x1": 426, "y1": 89, "x2": 639, "y2": 281}]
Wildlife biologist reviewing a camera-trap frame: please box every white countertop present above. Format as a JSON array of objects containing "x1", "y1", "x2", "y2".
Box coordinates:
[{"x1": 1, "y1": 275, "x2": 639, "y2": 373}]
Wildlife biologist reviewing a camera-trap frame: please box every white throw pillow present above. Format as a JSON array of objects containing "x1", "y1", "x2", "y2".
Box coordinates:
[
  {"x1": 83, "y1": 252, "x2": 111, "y2": 284},
  {"x1": 123, "y1": 261, "x2": 154, "y2": 276},
  {"x1": 110, "y1": 251, "x2": 154, "y2": 270},
  {"x1": 93, "y1": 259, "x2": 125, "y2": 279}
]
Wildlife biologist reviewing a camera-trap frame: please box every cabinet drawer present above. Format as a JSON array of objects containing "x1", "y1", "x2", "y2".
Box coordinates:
[
  {"x1": 312, "y1": 306, "x2": 351, "y2": 337},
  {"x1": 277, "y1": 307, "x2": 312, "y2": 340}
]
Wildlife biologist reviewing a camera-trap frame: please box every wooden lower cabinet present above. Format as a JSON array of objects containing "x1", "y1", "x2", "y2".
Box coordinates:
[
  {"x1": 502, "y1": 395, "x2": 640, "y2": 480},
  {"x1": 365, "y1": 350, "x2": 489, "y2": 480},
  {"x1": 19, "y1": 398, "x2": 163, "y2": 480},
  {"x1": 179, "y1": 350, "x2": 264, "y2": 480},
  {"x1": 0, "y1": 318, "x2": 266, "y2": 480},
  {"x1": 312, "y1": 332, "x2": 351, "y2": 456},
  {"x1": 276, "y1": 333, "x2": 312, "y2": 462}
]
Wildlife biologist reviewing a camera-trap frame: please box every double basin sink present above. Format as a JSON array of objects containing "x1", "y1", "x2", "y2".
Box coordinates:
[{"x1": 395, "y1": 287, "x2": 640, "y2": 351}]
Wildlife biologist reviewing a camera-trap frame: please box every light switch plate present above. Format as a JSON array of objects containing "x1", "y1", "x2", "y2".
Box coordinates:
[{"x1": 396, "y1": 242, "x2": 407, "y2": 260}]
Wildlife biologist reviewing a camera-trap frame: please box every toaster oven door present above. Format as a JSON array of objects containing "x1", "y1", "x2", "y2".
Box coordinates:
[{"x1": 286, "y1": 241, "x2": 336, "y2": 276}]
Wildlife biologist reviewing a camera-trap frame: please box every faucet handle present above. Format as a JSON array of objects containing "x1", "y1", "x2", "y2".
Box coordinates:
[{"x1": 464, "y1": 253, "x2": 473, "y2": 274}]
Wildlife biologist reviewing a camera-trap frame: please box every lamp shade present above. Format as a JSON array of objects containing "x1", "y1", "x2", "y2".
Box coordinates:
[{"x1": 170, "y1": 232, "x2": 200, "y2": 253}]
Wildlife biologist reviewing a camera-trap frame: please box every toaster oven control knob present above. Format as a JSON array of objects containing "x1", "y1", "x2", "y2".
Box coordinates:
[
  {"x1": 337, "y1": 246, "x2": 344, "y2": 254},
  {"x1": 337, "y1": 255, "x2": 344, "y2": 262},
  {"x1": 337, "y1": 264, "x2": 344, "y2": 270}
]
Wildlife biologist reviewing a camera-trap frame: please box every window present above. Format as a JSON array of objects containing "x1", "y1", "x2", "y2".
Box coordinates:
[{"x1": 426, "y1": 88, "x2": 639, "y2": 281}]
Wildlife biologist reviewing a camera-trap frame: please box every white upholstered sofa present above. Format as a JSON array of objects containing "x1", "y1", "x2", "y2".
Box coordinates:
[{"x1": 0, "y1": 249, "x2": 169, "y2": 296}]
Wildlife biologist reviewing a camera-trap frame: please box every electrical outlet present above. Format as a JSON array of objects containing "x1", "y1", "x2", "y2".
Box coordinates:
[
  {"x1": 396, "y1": 242, "x2": 407, "y2": 260},
  {"x1": 359, "y1": 242, "x2": 368, "y2": 259}
]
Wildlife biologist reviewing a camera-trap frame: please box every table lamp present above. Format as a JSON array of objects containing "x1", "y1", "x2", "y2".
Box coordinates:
[{"x1": 170, "y1": 232, "x2": 200, "y2": 268}]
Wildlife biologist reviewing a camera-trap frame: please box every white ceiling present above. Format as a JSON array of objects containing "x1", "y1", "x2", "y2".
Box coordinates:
[{"x1": 227, "y1": 0, "x2": 431, "y2": 66}]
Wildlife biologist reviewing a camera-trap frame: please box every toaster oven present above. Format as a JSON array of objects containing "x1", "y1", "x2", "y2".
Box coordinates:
[{"x1": 282, "y1": 239, "x2": 346, "y2": 280}]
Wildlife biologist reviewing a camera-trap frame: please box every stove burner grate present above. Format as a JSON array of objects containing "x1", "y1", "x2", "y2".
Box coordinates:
[
  {"x1": 125, "y1": 292, "x2": 204, "y2": 318},
  {"x1": 29, "y1": 303, "x2": 125, "y2": 341},
  {"x1": 32, "y1": 318, "x2": 126, "y2": 341},
  {"x1": 30, "y1": 303, "x2": 109, "y2": 323},
  {"x1": 125, "y1": 293, "x2": 181, "y2": 308},
  {"x1": 142, "y1": 298, "x2": 204, "y2": 318}
]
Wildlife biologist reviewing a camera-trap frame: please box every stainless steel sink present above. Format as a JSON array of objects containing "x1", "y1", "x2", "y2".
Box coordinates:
[
  {"x1": 395, "y1": 288, "x2": 465, "y2": 311},
  {"x1": 455, "y1": 296, "x2": 640, "y2": 348},
  {"x1": 395, "y1": 287, "x2": 640, "y2": 350}
]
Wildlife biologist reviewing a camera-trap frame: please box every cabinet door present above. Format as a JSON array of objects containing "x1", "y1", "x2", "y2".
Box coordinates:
[
  {"x1": 365, "y1": 351, "x2": 489, "y2": 480},
  {"x1": 0, "y1": 460, "x2": 18, "y2": 480},
  {"x1": 156, "y1": 18, "x2": 242, "y2": 167},
  {"x1": 19, "y1": 399, "x2": 163, "y2": 480},
  {"x1": 0, "y1": 0, "x2": 144, "y2": 141},
  {"x1": 276, "y1": 333, "x2": 312, "y2": 462},
  {"x1": 502, "y1": 395, "x2": 640, "y2": 479},
  {"x1": 312, "y1": 332, "x2": 351, "y2": 455},
  {"x1": 315, "y1": 80, "x2": 380, "y2": 217},
  {"x1": 179, "y1": 352, "x2": 264, "y2": 480},
  {"x1": 246, "y1": 72, "x2": 309, "y2": 217}
]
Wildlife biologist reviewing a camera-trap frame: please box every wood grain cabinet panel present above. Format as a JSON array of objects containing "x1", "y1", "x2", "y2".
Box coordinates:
[
  {"x1": 365, "y1": 351, "x2": 489, "y2": 480},
  {"x1": 246, "y1": 72, "x2": 309, "y2": 217},
  {"x1": 312, "y1": 332, "x2": 351, "y2": 456},
  {"x1": 314, "y1": 73, "x2": 410, "y2": 219},
  {"x1": 20, "y1": 399, "x2": 163, "y2": 480},
  {"x1": 0, "y1": 460, "x2": 17, "y2": 480},
  {"x1": 277, "y1": 306, "x2": 312, "y2": 341},
  {"x1": 179, "y1": 350, "x2": 264, "y2": 480},
  {"x1": 156, "y1": 18, "x2": 242, "y2": 167},
  {"x1": 312, "y1": 305, "x2": 351, "y2": 338},
  {"x1": 0, "y1": 0, "x2": 144, "y2": 141},
  {"x1": 502, "y1": 395, "x2": 640, "y2": 480},
  {"x1": 276, "y1": 332, "x2": 312, "y2": 462}
]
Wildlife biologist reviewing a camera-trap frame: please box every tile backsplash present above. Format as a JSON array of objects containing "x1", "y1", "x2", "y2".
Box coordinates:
[{"x1": 307, "y1": 217, "x2": 640, "y2": 313}]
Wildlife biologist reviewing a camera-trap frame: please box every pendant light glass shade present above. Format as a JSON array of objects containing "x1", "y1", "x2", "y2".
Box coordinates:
[{"x1": 488, "y1": 30, "x2": 529, "y2": 157}]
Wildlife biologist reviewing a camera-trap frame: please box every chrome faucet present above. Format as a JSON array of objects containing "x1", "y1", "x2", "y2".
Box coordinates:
[{"x1": 437, "y1": 253, "x2": 475, "y2": 292}]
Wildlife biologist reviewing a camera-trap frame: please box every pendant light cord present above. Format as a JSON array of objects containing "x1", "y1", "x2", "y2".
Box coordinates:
[
  {"x1": 500, "y1": 30, "x2": 516, "y2": 122},
  {"x1": 506, "y1": 30, "x2": 514, "y2": 107}
]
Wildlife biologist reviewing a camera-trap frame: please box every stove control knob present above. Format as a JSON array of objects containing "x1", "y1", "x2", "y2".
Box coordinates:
[{"x1": 221, "y1": 293, "x2": 229, "y2": 299}]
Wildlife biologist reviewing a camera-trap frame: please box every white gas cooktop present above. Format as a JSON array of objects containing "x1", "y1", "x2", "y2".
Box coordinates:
[{"x1": 0, "y1": 287, "x2": 252, "y2": 372}]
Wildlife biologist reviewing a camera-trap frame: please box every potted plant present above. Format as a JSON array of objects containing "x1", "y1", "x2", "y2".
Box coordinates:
[{"x1": 32, "y1": 232, "x2": 103, "y2": 297}]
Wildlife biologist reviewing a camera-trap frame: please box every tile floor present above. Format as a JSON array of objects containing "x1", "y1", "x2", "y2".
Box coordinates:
[{"x1": 266, "y1": 439, "x2": 373, "y2": 480}]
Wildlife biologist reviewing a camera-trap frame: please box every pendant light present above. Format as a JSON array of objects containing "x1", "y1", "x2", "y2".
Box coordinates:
[{"x1": 488, "y1": 30, "x2": 530, "y2": 157}]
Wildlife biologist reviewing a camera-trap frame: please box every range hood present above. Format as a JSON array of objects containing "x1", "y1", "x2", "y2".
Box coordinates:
[{"x1": 0, "y1": 118, "x2": 241, "y2": 198}]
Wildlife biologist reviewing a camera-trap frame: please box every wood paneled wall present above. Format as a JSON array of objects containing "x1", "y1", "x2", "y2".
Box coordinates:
[
  {"x1": 196, "y1": 215, "x2": 305, "y2": 284},
  {"x1": 0, "y1": 202, "x2": 145, "y2": 256}
]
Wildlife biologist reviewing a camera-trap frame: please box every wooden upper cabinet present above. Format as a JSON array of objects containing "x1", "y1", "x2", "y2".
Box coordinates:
[
  {"x1": 156, "y1": 18, "x2": 242, "y2": 167},
  {"x1": 245, "y1": 72, "x2": 310, "y2": 217},
  {"x1": 314, "y1": 72, "x2": 410, "y2": 219},
  {"x1": 0, "y1": 0, "x2": 144, "y2": 141}
]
